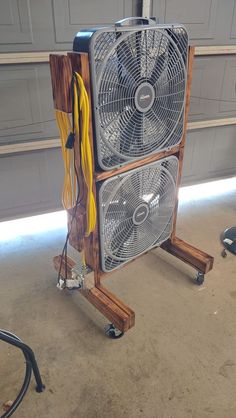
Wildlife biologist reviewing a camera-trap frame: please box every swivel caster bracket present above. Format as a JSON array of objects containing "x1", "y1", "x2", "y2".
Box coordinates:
[
  {"x1": 105, "y1": 324, "x2": 124, "y2": 339},
  {"x1": 221, "y1": 248, "x2": 227, "y2": 258},
  {"x1": 195, "y1": 271, "x2": 205, "y2": 285}
]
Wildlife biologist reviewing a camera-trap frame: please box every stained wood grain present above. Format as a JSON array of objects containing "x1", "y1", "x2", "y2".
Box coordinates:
[
  {"x1": 161, "y1": 237, "x2": 214, "y2": 274},
  {"x1": 95, "y1": 145, "x2": 180, "y2": 181},
  {"x1": 49, "y1": 54, "x2": 72, "y2": 113},
  {"x1": 68, "y1": 52, "x2": 101, "y2": 283},
  {"x1": 67, "y1": 206, "x2": 86, "y2": 252},
  {"x1": 82, "y1": 287, "x2": 133, "y2": 332},
  {"x1": 97, "y1": 284, "x2": 135, "y2": 328},
  {"x1": 53, "y1": 254, "x2": 135, "y2": 332}
]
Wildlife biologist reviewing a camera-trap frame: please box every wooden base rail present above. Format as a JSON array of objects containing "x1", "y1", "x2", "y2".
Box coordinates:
[
  {"x1": 53, "y1": 255, "x2": 135, "y2": 333},
  {"x1": 161, "y1": 237, "x2": 214, "y2": 274},
  {"x1": 53, "y1": 229, "x2": 214, "y2": 331}
]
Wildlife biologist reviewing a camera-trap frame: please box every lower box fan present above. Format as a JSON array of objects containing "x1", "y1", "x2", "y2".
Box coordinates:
[{"x1": 98, "y1": 156, "x2": 179, "y2": 272}]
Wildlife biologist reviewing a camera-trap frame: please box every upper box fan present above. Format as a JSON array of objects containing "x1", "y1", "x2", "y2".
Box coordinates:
[{"x1": 73, "y1": 17, "x2": 188, "y2": 171}]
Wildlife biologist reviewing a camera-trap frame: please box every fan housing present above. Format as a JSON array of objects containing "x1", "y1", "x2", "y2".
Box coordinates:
[
  {"x1": 73, "y1": 23, "x2": 188, "y2": 170},
  {"x1": 98, "y1": 156, "x2": 179, "y2": 272}
]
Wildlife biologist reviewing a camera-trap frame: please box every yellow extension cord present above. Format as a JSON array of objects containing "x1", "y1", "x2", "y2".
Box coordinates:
[
  {"x1": 73, "y1": 72, "x2": 97, "y2": 237},
  {"x1": 55, "y1": 111, "x2": 76, "y2": 209},
  {"x1": 55, "y1": 72, "x2": 96, "y2": 243}
]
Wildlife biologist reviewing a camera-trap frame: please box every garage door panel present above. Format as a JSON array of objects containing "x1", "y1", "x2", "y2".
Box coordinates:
[
  {"x1": 182, "y1": 126, "x2": 236, "y2": 185},
  {"x1": 0, "y1": 153, "x2": 43, "y2": 211},
  {"x1": 0, "y1": 66, "x2": 41, "y2": 140},
  {"x1": 182, "y1": 129, "x2": 215, "y2": 183},
  {"x1": 189, "y1": 56, "x2": 236, "y2": 121},
  {"x1": 230, "y1": 0, "x2": 236, "y2": 39},
  {"x1": 189, "y1": 58, "x2": 218, "y2": 120},
  {"x1": 52, "y1": 0, "x2": 135, "y2": 43},
  {"x1": 153, "y1": 0, "x2": 236, "y2": 45},
  {"x1": 164, "y1": 0, "x2": 218, "y2": 40},
  {"x1": 210, "y1": 126, "x2": 236, "y2": 174},
  {"x1": 0, "y1": 149, "x2": 63, "y2": 221},
  {"x1": 0, "y1": 0, "x2": 138, "y2": 52},
  {"x1": 0, "y1": 64, "x2": 57, "y2": 145},
  {"x1": 218, "y1": 59, "x2": 236, "y2": 115},
  {"x1": 0, "y1": 0, "x2": 33, "y2": 45}
]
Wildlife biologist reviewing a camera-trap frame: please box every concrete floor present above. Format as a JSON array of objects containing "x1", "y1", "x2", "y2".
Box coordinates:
[{"x1": 0, "y1": 187, "x2": 236, "y2": 418}]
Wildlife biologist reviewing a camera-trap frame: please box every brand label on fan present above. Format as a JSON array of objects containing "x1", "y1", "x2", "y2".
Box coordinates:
[
  {"x1": 133, "y1": 203, "x2": 149, "y2": 225},
  {"x1": 135, "y1": 82, "x2": 155, "y2": 113}
]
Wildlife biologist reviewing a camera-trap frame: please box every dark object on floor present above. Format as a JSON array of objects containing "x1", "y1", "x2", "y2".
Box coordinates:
[
  {"x1": 105, "y1": 323, "x2": 124, "y2": 339},
  {"x1": 0, "y1": 330, "x2": 45, "y2": 418},
  {"x1": 195, "y1": 271, "x2": 205, "y2": 285},
  {"x1": 221, "y1": 226, "x2": 236, "y2": 258}
]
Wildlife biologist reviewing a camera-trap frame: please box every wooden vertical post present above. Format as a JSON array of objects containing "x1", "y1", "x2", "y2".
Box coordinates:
[
  {"x1": 161, "y1": 46, "x2": 214, "y2": 275},
  {"x1": 49, "y1": 54, "x2": 72, "y2": 112},
  {"x1": 68, "y1": 53, "x2": 101, "y2": 284}
]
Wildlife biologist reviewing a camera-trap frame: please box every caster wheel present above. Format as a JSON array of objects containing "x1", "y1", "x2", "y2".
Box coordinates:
[
  {"x1": 195, "y1": 272, "x2": 205, "y2": 285},
  {"x1": 105, "y1": 324, "x2": 124, "y2": 339},
  {"x1": 221, "y1": 249, "x2": 227, "y2": 258}
]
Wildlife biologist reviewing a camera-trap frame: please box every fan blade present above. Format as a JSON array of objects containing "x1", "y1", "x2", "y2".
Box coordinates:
[
  {"x1": 106, "y1": 206, "x2": 128, "y2": 221},
  {"x1": 120, "y1": 111, "x2": 143, "y2": 155},
  {"x1": 136, "y1": 166, "x2": 153, "y2": 200},
  {"x1": 121, "y1": 72, "x2": 138, "y2": 94},
  {"x1": 130, "y1": 171, "x2": 142, "y2": 202},
  {"x1": 143, "y1": 169, "x2": 161, "y2": 199},
  {"x1": 149, "y1": 52, "x2": 167, "y2": 85},
  {"x1": 117, "y1": 38, "x2": 139, "y2": 83},
  {"x1": 134, "y1": 31, "x2": 142, "y2": 79},
  {"x1": 148, "y1": 32, "x2": 181, "y2": 86},
  {"x1": 145, "y1": 215, "x2": 168, "y2": 242},
  {"x1": 98, "y1": 85, "x2": 128, "y2": 114},
  {"x1": 111, "y1": 220, "x2": 134, "y2": 257},
  {"x1": 150, "y1": 40, "x2": 182, "y2": 86},
  {"x1": 166, "y1": 28, "x2": 188, "y2": 66},
  {"x1": 147, "y1": 107, "x2": 169, "y2": 143},
  {"x1": 116, "y1": 37, "x2": 138, "y2": 90},
  {"x1": 127, "y1": 224, "x2": 154, "y2": 257}
]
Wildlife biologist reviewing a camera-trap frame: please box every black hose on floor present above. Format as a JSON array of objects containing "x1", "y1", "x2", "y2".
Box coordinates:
[{"x1": 0, "y1": 330, "x2": 45, "y2": 418}]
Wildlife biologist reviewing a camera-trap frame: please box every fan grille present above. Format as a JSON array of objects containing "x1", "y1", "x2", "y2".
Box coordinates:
[
  {"x1": 98, "y1": 156, "x2": 179, "y2": 271},
  {"x1": 91, "y1": 26, "x2": 188, "y2": 169}
]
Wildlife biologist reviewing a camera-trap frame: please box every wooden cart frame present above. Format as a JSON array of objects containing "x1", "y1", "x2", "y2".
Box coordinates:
[{"x1": 50, "y1": 46, "x2": 214, "y2": 335}]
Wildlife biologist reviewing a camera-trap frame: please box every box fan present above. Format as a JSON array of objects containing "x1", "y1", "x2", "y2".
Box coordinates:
[
  {"x1": 99, "y1": 156, "x2": 178, "y2": 272},
  {"x1": 73, "y1": 18, "x2": 188, "y2": 170}
]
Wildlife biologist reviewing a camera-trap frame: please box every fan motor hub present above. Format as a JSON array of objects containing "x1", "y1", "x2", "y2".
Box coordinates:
[
  {"x1": 134, "y1": 82, "x2": 155, "y2": 113},
  {"x1": 133, "y1": 203, "x2": 150, "y2": 225}
]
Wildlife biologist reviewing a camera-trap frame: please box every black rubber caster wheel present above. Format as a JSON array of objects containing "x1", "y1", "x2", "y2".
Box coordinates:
[
  {"x1": 105, "y1": 324, "x2": 124, "y2": 339},
  {"x1": 195, "y1": 272, "x2": 205, "y2": 285},
  {"x1": 221, "y1": 249, "x2": 227, "y2": 258},
  {"x1": 221, "y1": 226, "x2": 236, "y2": 255}
]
